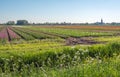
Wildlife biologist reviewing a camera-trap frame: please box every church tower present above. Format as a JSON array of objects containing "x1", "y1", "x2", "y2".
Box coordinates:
[{"x1": 101, "y1": 19, "x2": 103, "y2": 24}]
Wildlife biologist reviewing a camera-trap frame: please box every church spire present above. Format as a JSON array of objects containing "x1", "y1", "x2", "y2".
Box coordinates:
[{"x1": 101, "y1": 19, "x2": 103, "y2": 24}]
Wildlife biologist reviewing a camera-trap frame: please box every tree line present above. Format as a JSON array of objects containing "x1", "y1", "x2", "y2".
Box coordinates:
[
  {"x1": 3, "y1": 20, "x2": 120, "y2": 26},
  {"x1": 6, "y1": 20, "x2": 28, "y2": 25}
]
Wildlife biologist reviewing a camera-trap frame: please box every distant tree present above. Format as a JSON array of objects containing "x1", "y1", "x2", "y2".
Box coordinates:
[
  {"x1": 111, "y1": 22, "x2": 116, "y2": 25},
  {"x1": 33, "y1": 23, "x2": 35, "y2": 25},
  {"x1": 85, "y1": 22, "x2": 88, "y2": 25},
  {"x1": 17, "y1": 20, "x2": 28, "y2": 25},
  {"x1": 7, "y1": 21, "x2": 15, "y2": 25}
]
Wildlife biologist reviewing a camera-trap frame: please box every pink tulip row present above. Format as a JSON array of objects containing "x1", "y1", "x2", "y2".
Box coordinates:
[
  {"x1": 7, "y1": 27, "x2": 20, "y2": 39},
  {"x1": 0, "y1": 28, "x2": 9, "y2": 40},
  {"x1": 0, "y1": 27, "x2": 21, "y2": 41}
]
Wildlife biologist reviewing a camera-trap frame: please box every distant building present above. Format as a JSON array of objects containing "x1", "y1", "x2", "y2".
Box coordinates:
[{"x1": 16, "y1": 20, "x2": 28, "y2": 25}]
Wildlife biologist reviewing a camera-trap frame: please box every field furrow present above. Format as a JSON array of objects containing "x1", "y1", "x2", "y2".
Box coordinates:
[{"x1": 11, "y1": 27, "x2": 35, "y2": 40}]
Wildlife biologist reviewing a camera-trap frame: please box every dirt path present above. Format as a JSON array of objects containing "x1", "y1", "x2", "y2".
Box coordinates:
[{"x1": 66, "y1": 37, "x2": 105, "y2": 45}]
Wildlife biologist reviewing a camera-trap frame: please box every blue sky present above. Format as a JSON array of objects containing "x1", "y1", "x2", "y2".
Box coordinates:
[{"x1": 0, "y1": 0, "x2": 120, "y2": 23}]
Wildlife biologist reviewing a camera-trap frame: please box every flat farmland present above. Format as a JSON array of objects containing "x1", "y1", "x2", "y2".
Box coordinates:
[{"x1": 0, "y1": 25, "x2": 120, "y2": 77}]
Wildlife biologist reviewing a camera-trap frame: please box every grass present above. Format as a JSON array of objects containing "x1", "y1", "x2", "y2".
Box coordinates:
[
  {"x1": 93, "y1": 36, "x2": 120, "y2": 42},
  {"x1": 0, "y1": 42, "x2": 120, "y2": 77},
  {"x1": 0, "y1": 42, "x2": 120, "y2": 70},
  {"x1": 0, "y1": 58, "x2": 119, "y2": 77}
]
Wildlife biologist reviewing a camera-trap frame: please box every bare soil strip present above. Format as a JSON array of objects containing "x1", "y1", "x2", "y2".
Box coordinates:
[
  {"x1": 66, "y1": 37, "x2": 105, "y2": 45},
  {"x1": 6, "y1": 27, "x2": 11, "y2": 41}
]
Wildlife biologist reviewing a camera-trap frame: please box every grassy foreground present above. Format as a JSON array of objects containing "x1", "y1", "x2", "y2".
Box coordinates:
[
  {"x1": 0, "y1": 42, "x2": 120, "y2": 77},
  {"x1": 1, "y1": 56, "x2": 120, "y2": 77}
]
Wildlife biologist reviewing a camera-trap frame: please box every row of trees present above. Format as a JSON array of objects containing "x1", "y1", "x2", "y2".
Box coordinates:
[
  {"x1": 6, "y1": 20, "x2": 28, "y2": 25},
  {"x1": 5, "y1": 20, "x2": 120, "y2": 26}
]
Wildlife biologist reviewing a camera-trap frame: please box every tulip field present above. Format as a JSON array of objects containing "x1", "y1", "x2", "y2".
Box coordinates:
[{"x1": 0, "y1": 25, "x2": 120, "y2": 77}]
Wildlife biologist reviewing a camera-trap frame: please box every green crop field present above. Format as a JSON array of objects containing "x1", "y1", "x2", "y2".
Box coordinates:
[{"x1": 0, "y1": 25, "x2": 120, "y2": 77}]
